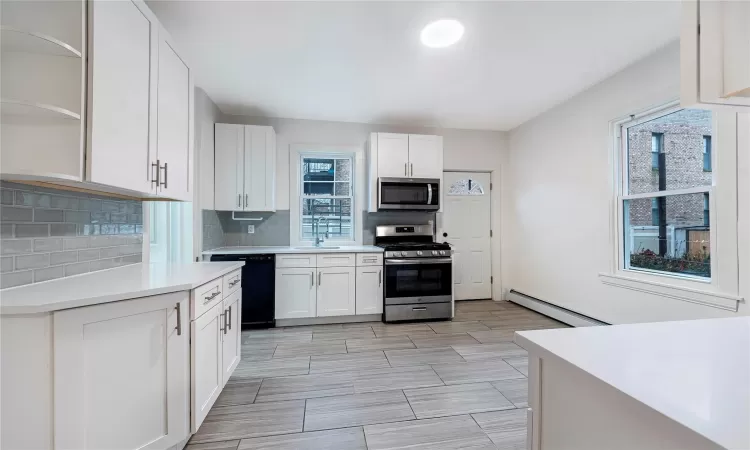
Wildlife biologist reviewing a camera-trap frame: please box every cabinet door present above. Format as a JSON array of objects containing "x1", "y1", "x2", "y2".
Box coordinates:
[
  {"x1": 377, "y1": 133, "x2": 410, "y2": 178},
  {"x1": 275, "y1": 268, "x2": 316, "y2": 319},
  {"x1": 356, "y1": 266, "x2": 383, "y2": 315},
  {"x1": 156, "y1": 28, "x2": 193, "y2": 201},
  {"x1": 408, "y1": 134, "x2": 444, "y2": 179},
  {"x1": 88, "y1": 0, "x2": 156, "y2": 194},
  {"x1": 191, "y1": 301, "x2": 224, "y2": 433},
  {"x1": 244, "y1": 125, "x2": 276, "y2": 211},
  {"x1": 54, "y1": 292, "x2": 189, "y2": 450},
  {"x1": 221, "y1": 290, "x2": 242, "y2": 385},
  {"x1": 317, "y1": 266, "x2": 356, "y2": 317},
  {"x1": 214, "y1": 123, "x2": 244, "y2": 211}
]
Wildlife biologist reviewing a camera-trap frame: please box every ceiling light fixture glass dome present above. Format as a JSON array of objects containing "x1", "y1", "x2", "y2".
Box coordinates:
[{"x1": 420, "y1": 19, "x2": 464, "y2": 48}]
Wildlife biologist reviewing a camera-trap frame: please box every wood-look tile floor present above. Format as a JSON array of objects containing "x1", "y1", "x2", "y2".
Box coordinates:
[{"x1": 188, "y1": 300, "x2": 567, "y2": 450}]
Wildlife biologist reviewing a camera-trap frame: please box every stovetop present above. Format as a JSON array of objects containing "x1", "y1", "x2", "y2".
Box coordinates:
[
  {"x1": 373, "y1": 224, "x2": 451, "y2": 259},
  {"x1": 376, "y1": 242, "x2": 451, "y2": 259}
]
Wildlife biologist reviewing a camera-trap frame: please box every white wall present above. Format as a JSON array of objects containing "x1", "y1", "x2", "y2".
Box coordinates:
[
  {"x1": 505, "y1": 42, "x2": 749, "y2": 323},
  {"x1": 193, "y1": 86, "x2": 222, "y2": 257},
  {"x1": 218, "y1": 115, "x2": 509, "y2": 300}
]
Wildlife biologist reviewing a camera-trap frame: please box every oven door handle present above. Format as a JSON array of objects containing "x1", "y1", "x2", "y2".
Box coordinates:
[{"x1": 385, "y1": 258, "x2": 452, "y2": 265}]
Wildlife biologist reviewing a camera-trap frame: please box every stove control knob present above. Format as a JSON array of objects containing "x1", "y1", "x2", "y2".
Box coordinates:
[
  {"x1": 398, "y1": 251, "x2": 405, "y2": 257},
  {"x1": 440, "y1": 250, "x2": 446, "y2": 256},
  {"x1": 432, "y1": 250, "x2": 439, "y2": 256},
  {"x1": 416, "y1": 251, "x2": 423, "y2": 256}
]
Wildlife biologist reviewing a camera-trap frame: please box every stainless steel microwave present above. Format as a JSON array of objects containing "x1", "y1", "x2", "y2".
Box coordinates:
[{"x1": 378, "y1": 178, "x2": 440, "y2": 211}]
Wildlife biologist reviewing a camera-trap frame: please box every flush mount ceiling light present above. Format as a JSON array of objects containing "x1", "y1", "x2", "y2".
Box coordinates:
[{"x1": 420, "y1": 19, "x2": 464, "y2": 48}]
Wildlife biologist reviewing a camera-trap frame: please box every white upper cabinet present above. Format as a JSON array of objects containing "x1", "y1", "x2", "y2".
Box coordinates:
[
  {"x1": 408, "y1": 134, "x2": 444, "y2": 179},
  {"x1": 376, "y1": 133, "x2": 410, "y2": 178},
  {"x1": 681, "y1": 0, "x2": 750, "y2": 109},
  {"x1": 155, "y1": 28, "x2": 193, "y2": 202},
  {"x1": 87, "y1": 0, "x2": 155, "y2": 194},
  {"x1": 244, "y1": 125, "x2": 276, "y2": 211},
  {"x1": 1, "y1": 0, "x2": 194, "y2": 200},
  {"x1": 367, "y1": 132, "x2": 444, "y2": 211},
  {"x1": 214, "y1": 123, "x2": 244, "y2": 210},
  {"x1": 215, "y1": 123, "x2": 276, "y2": 212}
]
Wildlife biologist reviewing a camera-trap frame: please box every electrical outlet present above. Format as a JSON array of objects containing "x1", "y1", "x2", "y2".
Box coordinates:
[{"x1": 247, "y1": 225, "x2": 255, "y2": 234}]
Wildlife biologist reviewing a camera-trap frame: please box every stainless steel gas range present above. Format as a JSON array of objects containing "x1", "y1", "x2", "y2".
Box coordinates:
[{"x1": 374, "y1": 225, "x2": 452, "y2": 322}]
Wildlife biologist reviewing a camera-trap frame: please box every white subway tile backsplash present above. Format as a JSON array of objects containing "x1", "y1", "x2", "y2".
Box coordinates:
[
  {"x1": 34, "y1": 238, "x2": 63, "y2": 252},
  {"x1": 15, "y1": 254, "x2": 50, "y2": 270},
  {"x1": 0, "y1": 270, "x2": 32, "y2": 288},
  {"x1": 49, "y1": 251, "x2": 78, "y2": 266},
  {"x1": 1, "y1": 182, "x2": 143, "y2": 289}
]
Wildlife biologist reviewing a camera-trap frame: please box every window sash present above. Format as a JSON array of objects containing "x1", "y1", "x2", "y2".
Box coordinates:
[{"x1": 299, "y1": 154, "x2": 354, "y2": 242}]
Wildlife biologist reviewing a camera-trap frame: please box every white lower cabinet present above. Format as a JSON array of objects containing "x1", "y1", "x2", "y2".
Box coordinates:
[
  {"x1": 191, "y1": 301, "x2": 223, "y2": 433},
  {"x1": 275, "y1": 252, "x2": 383, "y2": 320},
  {"x1": 356, "y1": 266, "x2": 383, "y2": 315},
  {"x1": 53, "y1": 291, "x2": 190, "y2": 450},
  {"x1": 275, "y1": 267, "x2": 317, "y2": 319},
  {"x1": 317, "y1": 266, "x2": 356, "y2": 317},
  {"x1": 221, "y1": 290, "x2": 242, "y2": 386},
  {"x1": 190, "y1": 283, "x2": 243, "y2": 433}
]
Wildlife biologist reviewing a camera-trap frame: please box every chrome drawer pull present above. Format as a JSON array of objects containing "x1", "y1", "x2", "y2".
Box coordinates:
[
  {"x1": 229, "y1": 279, "x2": 240, "y2": 288},
  {"x1": 413, "y1": 307, "x2": 427, "y2": 311},
  {"x1": 203, "y1": 290, "x2": 221, "y2": 304}
]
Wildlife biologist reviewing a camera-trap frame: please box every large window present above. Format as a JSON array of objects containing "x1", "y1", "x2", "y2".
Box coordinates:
[
  {"x1": 620, "y1": 108, "x2": 713, "y2": 279},
  {"x1": 299, "y1": 154, "x2": 354, "y2": 242}
]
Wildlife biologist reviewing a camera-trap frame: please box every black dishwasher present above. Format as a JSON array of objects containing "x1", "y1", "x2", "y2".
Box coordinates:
[{"x1": 210, "y1": 254, "x2": 275, "y2": 329}]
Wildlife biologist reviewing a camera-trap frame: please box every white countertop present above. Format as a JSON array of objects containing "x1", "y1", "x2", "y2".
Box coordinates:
[
  {"x1": 202, "y1": 245, "x2": 384, "y2": 256},
  {"x1": 0, "y1": 262, "x2": 244, "y2": 315},
  {"x1": 515, "y1": 317, "x2": 750, "y2": 450}
]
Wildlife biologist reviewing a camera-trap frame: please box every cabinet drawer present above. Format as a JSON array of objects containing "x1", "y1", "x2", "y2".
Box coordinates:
[
  {"x1": 316, "y1": 253, "x2": 355, "y2": 267},
  {"x1": 276, "y1": 254, "x2": 316, "y2": 268},
  {"x1": 191, "y1": 278, "x2": 223, "y2": 320},
  {"x1": 385, "y1": 302, "x2": 452, "y2": 322},
  {"x1": 222, "y1": 269, "x2": 242, "y2": 298},
  {"x1": 356, "y1": 253, "x2": 383, "y2": 267}
]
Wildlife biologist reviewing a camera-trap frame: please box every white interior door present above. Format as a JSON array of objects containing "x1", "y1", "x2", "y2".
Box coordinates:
[{"x1": 441, "y1": 172, "x2": 492, "y2": 300}]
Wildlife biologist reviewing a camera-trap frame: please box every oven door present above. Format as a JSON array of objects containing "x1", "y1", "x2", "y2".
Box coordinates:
[
  {"x1": 378, "y1": 178, "x2": 440, "y2": 211},
  {"x1": 384, "y1": 258, "x2": 452, "y2": 304}
]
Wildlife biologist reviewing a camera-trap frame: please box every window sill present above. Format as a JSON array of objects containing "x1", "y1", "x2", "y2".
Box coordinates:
[{"x1": 598, "y1": 272, "x2": 741, "y2": 311}]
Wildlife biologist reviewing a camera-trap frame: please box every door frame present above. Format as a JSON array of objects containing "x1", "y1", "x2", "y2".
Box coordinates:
[{"x1": 439, "y1": 169, "x2": 498, "y2": 301}]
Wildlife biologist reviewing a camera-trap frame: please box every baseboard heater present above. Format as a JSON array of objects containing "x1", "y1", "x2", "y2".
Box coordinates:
[{"x1": 507, "y1": 290, "x2": 609, "y2": 327}]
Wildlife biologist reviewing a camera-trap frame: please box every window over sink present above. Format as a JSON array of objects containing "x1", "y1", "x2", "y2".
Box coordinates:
[{"x1": 300, "y1": 154, "x2": 354, "y2": 242}]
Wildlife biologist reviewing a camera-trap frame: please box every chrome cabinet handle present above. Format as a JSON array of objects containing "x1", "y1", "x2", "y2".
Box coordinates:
[
  {"x1": 318, "y1": 271, "x2": 322, "y2": 286},
  {"x1": 203, "y1": 290, "x2": 221, "y2": 304},
  {"x1": 310, "y1": 272, "x2": 314, "y2": 287},
  {"x1": 410, "y1": 163, "x2": 413, "y2": 177},
  {"x1": 378, "y1": 269, "x2": 382, "y2": 286},
  {"x1": 237, "y1": 194, "x2": 241, "y2": 208},
  {"x1": 228, "y1": 305, "x2": 232, "y2": 330},
  {"x1": 159, "y1": 162, "x2": 168, "y2": 188},
  {"x1": 229, "y1": 279, "x2": 240, "y2": 287},
  {"x1": 151, "y1": 159, "x2": 160, "y2": 187},
  {"x1": 219, "y1": 311, "x2": 226, "y2": 333},
  {"x1": 175, "y1": 302, "x2": 182, "y2": 336},
  {"x1": 404, "y1": 163, "x2": 407, "y2": 176},
  {"x1": 244, "y1": 194, "x2": 248, "y2": 207}
]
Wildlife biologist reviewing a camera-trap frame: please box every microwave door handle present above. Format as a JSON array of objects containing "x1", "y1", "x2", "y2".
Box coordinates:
[{"x1": 427, "y1": 184, "x2": 432, "y2": 205}]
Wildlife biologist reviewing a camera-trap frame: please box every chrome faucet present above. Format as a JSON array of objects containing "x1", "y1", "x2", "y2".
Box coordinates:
[{"x1": 314, "y1": 216, "x2": 329, "y2": 247}]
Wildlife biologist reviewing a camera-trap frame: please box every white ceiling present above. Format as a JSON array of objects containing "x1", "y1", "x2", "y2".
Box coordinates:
[{"x1": 149, "y1": 1, "x2": 680, "y2": 131}]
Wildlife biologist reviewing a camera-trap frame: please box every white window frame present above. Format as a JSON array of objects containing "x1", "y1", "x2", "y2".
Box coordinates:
[
  {"x1": 601, "y1": 100, "x2": 742, "y2": 311},
  {"x1": 289, "y1": 144, "x2": 364, "y2": 247}
]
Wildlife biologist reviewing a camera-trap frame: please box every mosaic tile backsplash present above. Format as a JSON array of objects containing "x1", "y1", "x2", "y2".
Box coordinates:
[{"x1": 0, "y1": 182, "x2": 144, "y2": 289}]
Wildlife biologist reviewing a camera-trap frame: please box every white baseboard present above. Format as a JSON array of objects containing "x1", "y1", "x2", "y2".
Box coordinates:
[{"x1": 507, "y1": 290, "x2": 608, "y2": 327}]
